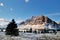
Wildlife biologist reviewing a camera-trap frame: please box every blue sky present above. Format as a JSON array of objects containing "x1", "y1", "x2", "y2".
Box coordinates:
[{"x1": 0, "y1": 0, "x2": 60, "y2": 22}]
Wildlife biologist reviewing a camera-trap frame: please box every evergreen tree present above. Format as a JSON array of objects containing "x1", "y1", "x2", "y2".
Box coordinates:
[
  {"x1": 29, "y1": 28, "x2": 32, "y2": 33},
  {"x1": 5, "y1": 19, "x2": 19, "y2": 36}
]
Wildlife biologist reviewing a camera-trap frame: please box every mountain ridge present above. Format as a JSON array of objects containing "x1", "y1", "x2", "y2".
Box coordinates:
[{"x1": 20, "y1": 16, "x2": 58, "y2": 26}]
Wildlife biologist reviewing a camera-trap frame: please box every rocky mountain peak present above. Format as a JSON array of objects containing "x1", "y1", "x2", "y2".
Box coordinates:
[{"x1": 20, "y1": 16, "x2": 57, "y2": 25}]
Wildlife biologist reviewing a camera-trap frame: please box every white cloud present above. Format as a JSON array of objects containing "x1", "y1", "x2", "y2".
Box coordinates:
[
  {"x1": 25, "y1": 0, "x2": 29, "y2": 3},
  {"x1": 0, "y1": 3, "x2": 4, "y2": 7},
  {"x1": 0, "y1": 18, "x2": 9, "y2": 27},
  {"x1": 0, "y1": 18, "x2": 5, "y2": 21},
  {"x1": 16, "y1": 19, "x2": 24, "y2": 23}
]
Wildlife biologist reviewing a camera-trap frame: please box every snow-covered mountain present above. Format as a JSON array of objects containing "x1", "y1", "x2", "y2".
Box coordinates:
[{"x1": 18, "y1": 16, "x2": 60, "y2": 31}]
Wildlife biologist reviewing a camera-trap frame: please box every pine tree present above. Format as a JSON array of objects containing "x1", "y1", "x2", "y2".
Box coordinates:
[
  {"x1": 5, "y1": 19, "x2": 19, "y2": 36},
  {"x1": 29, "y1": 28, "x2": 32, "y2": 33}
]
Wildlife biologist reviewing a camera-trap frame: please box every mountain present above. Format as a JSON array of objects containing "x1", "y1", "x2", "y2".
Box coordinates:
[
  {"x1": 20, "y1": 16, "x2": 57, "y2": 25},
  {"x1": 19, "y1": 16, "x2": 59, "y2": 31}
]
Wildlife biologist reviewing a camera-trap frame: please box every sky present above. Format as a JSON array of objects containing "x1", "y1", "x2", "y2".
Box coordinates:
[{"x1": 0, "y1": 0, "x2": 60, "y2": 22}]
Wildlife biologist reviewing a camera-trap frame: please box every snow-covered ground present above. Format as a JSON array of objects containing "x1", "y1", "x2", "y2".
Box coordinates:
[{"x1": 0, "y1": 32, "x2": 60, "y2": 40}]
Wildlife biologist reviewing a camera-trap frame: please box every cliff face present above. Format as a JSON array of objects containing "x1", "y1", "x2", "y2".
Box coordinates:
[{"x1": 20, "y1": 16, "x2": 57, "y2": 26}]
